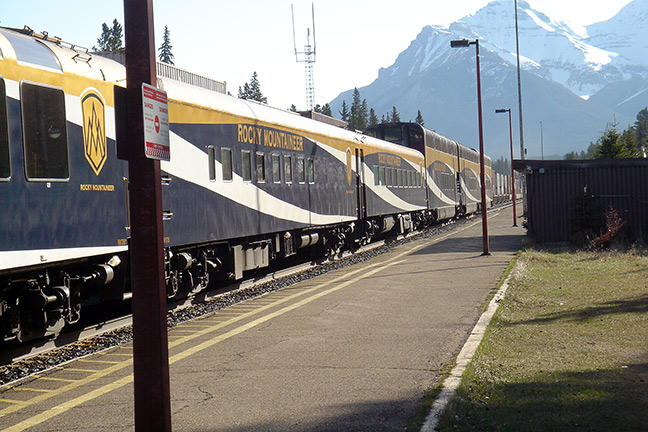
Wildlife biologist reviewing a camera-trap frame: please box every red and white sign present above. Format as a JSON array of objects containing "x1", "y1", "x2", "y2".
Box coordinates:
[{"x1": 142, "y1": 83, "x2": 170, "y2": 161}]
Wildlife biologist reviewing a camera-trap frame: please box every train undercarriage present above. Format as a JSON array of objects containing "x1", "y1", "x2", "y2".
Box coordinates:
[{"x1": 0, "y1": 211, "x2": 431, "y2": 345}]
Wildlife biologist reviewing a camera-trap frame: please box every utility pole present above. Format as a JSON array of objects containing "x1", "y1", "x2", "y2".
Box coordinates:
[{"x1": 123, "y1": 0, "x2": 172, "y2": 430}]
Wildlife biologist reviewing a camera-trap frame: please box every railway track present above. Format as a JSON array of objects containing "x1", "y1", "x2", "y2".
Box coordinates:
[{"x1": 0, "y1": 206, "x2": 511, "y2": 386}]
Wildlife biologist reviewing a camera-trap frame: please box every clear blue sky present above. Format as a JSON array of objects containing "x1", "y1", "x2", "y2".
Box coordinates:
[{"x1": 1, "y1": 0, "x2": 632, "y2": 110}]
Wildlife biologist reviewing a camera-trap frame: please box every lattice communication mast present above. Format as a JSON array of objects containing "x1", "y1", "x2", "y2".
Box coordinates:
[{"x1": 292, "y1": 3, "x2": 317, "y2": 111}]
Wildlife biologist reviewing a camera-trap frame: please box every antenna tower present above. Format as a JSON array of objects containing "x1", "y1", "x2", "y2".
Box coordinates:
[{"x1": 292, "y1": 3, "x2": 317, "y2": 111}]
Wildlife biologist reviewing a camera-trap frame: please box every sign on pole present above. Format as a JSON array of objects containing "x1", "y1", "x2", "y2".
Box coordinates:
[{"x1": 142, "y1": 83, "x2": 170, "y2": 161}]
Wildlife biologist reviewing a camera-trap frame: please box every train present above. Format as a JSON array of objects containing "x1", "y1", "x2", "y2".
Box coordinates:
[{"x1": 0, "y1": 26, "x2": 514, "y2": 344}]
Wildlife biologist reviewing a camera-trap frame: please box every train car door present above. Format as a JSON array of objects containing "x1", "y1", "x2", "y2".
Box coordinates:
[{"x1": 355, "y1": 148, "x2": 367, "y2": 221}]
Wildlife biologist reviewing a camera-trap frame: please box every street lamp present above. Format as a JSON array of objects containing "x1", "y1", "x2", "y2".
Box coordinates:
[
  {"x1": 495, "y1": 108, "x2": 518, "y2": 226},
  {"x1": 450, "y1": 38, "x2": 489, "y2": 255},
  {"x1": 540, "y1": 121, "x2": 544, "y2": 160}
]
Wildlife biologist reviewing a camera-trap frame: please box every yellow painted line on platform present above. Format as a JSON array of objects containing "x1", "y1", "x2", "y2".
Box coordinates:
[
  {"x1": 36, "y1": 377, "x2": 76, "y2": 383},
  {"x1": 1, "y1": 219, "x2": 480, "y2": 431},
  {"x1": 2, "y1": 374, "x2": 134, "y2": 432}
]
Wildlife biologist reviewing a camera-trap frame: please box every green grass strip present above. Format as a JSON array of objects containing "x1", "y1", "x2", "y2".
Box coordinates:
[{"x1": 437, "y1": 250, "x2": 648, "y2": 432}]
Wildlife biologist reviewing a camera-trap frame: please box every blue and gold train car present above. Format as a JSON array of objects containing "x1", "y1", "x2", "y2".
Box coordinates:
[
  {"x1": 364, "y1": 122, "x2": 495, "y2": 220},
  {"x1": 0, "y1": 26, "x2": 427, "y2": 342}
]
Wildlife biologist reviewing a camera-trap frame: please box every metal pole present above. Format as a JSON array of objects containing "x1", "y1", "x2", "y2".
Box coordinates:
[
  {"x1": 514, "y1": 0, "x2": 527, "y2": 216},
  {"x1": 508, "y1": 110, "x2": 518, "y2": 226},
  {"x1": 514, "y1": 0, "x2": 525, "y2": 160},
  {"x1": 123, "y1": 1, "x2": 172, "y2": 431},
  {"x1": 474, "y1": 40, "x2": 490, "y2": 255},
  {"x1": 540, "y1": 120, "x2": 544, "y2": 160}
]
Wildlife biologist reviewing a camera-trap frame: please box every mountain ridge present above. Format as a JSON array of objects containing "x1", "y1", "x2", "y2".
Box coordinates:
[{"x1": 329, "y1": 0, "x2": 646, "y2": 160}]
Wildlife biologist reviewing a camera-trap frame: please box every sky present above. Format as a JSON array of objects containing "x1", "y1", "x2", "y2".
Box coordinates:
[{"x1": 0, "y1": 0, "x2": 634, "y2": 111}]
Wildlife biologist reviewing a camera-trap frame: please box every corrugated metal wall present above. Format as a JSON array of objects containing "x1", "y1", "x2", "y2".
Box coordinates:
[{"x1": 513, "y1": 159, "x2": 648, "y2": 244}]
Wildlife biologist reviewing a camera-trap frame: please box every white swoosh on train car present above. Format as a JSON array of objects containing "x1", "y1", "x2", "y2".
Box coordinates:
[
  {"x1": 314, "y1": 139, "x2": 425, "y2": 212},
  {"x1": 0, "y1": 247, "x2": 128, "y2": 271},
  {"x1": 161, "y1": 133, "x2": 355, "y2": 226},
  {"x1": 424, "y1": 162, "x2": 457, "y2": 206},
  {"x1": 460, "y1": 176, "x2": 481, "y2": 203}
]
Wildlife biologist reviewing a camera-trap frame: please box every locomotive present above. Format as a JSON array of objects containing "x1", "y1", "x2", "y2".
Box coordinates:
[{"x1": 0, "y1": 26, "x2": 502, "y2": 344}]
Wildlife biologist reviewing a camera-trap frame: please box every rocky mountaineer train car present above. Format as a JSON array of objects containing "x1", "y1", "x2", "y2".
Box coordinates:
[
  {"x1": 0, "y1": 26, "x2": 428, "y2": 343},
  {"x1": 364, "y1": 122, "x2": 494, "y2": 219}
]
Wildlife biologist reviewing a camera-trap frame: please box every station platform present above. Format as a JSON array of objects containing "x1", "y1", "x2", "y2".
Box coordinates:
[{"x1": 0, "y1": 206, "x2": 524, "y2": 432}]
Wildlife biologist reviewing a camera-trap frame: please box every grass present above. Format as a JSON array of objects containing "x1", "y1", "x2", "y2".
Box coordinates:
[{"x1": 436, "y1": 249, "x2": 648, "y2": 432}]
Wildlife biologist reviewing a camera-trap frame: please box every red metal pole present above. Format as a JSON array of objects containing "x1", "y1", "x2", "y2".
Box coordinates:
[
  {"x1": 123, "y1": 0, "x2": 172, "y2": 430},
  {"x1": 474, "y1": 40, "x2": 490, "y2": 255},
  {"x1": 508, "y1": 110, "x2": 518, "y2": 226}
]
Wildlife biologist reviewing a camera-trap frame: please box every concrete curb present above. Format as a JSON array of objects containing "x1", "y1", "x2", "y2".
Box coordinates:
[{"x1": 420, "y1": 259, "x2": 518, "y2": 431}]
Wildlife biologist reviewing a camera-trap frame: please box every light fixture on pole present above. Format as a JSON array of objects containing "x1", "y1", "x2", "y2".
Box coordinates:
[
  {"x1": 496, "y1": 108, "x2": 518, "y2": 227},
  {"x1": 450, "y1": 38, "x2": 489, "y2": 255}
]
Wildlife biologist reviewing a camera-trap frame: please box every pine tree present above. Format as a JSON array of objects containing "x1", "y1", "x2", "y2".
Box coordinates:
[
  {"x1": 415, "y1": 110, "x2": 425, "y2": 126},
  {"x1": 349, "y1": 88, "x2": 365, "y2": 131},
  {"x1": 368, "y1": 108, "x2": 379, "y2": 127},
  {"x1": 592, "y1": 125, "x2": 632, "y2": 159},
  {"x1": 359, "y1": 99, "x2": 368, "y2": 131},
  {"x1": 238, "y1": 72, "x2": 267, "y2": 103},
  {"x1": 339, "y1": 100, "x2": 349, "y2": 125},
  {"x1": 289, "y1": 104, "x2": 298, "y2": 113},
  {"x1": 321, "y1": 103, "x2": 332, "y2": 117},
  {"x1": 564, "y1": 151, "x2": 579, "y2": 160},
  {"x1": 391, "y1": 106, "x2": 401, "y2": 123},
  {"x1": 633, "y1": 107, "x2": 648, "y2": 150},
  {"x1": 620, "y1": 129, "x2": 641, "y2": 157},
  {"x1": 95, "y1": 19, "x2": 124, "y2": 52},
  {"x1": 158, "y1": 25, "x2": 174, "y2": 65}
]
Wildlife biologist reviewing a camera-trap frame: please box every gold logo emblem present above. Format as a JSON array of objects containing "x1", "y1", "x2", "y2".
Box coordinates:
[{"x1": 81, "y1": 90, "x2": 107, "y2": 175}]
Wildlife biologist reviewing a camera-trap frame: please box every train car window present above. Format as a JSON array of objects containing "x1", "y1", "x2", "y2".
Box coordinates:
[
  {"x1": 383, "y1": 127, "x2": 402, "y2": 143},
  {"x1": 207, "y1": 146, "x2": 216, "y2": 181},
  {"x1": 409, "y1": 128, "x2": 424, "y2": 143},
  {"x1": 221, "y1": 148, "x2": 233, "y2": 181},
  {"x1": 379, "y1": 166, "x2": 386, "y2": 186},
  {"x1": 307, "y1": 158, "x2": 315, "y2": 184},
  {"x1": 256, "y1": 152, "x2": 266, "y2": 182},
  {"x1": 0, "y1": 78, "x2": 10, "y2": 179},
  {"x1": 297, "y1": 158, "x2": 305, "y2": 183},
  {"x1": 2, "y1": 31, "x2": 62, "y2": 71},
  {"x1": 272, "y1": 154, "x2": 281, "y2": 183},
  {"x1": 241, "y1": 150, "x2": 252, "y2": 182},
  {"x1": 386, "y1": 168, "x2": 393, "y2": 187},
  {"x1": 373, "y1": 166, "x2": 379, "y2": 186},
  {"x1": 21, "y1": 82, "x2": 69, "y2": 181},
  {"x1": 284, "y1": 155, "x2": 293, "y2": 183},
  {"x1": 398, "y1": 169, "x2": 403, "y2": 187}
]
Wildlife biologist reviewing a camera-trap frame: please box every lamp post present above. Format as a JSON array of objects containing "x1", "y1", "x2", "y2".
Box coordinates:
[
  {"x1": 540, "y1": 121, "x2": 544, "y2": 160},
  {"x1": 495, "y1": 108, "x2": 518, "y2": 226},
  {"x1": 450, "y1": 38, "x2": 489, "y2": 255}
]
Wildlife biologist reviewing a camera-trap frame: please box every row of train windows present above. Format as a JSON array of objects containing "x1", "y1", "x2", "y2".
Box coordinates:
[
  {"x1": 208, "y1": 147, "x2": 315, "y2": 185},
  {"x1": 373, "y1": 165, "x2": 422, "y2": 188},
  {"x1": 0, "y1": 78, "x2": 69, "y2": 181}
]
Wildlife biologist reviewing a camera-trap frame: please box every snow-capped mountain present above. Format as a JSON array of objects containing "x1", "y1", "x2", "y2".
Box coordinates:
[
  {"x1": 586, "y1": 0, "x2": 648, "y2": 68},
  {"x1": 456, "y1": 0, "x2": 636, "y2": 98},
  {"x1": 330, "y1": 0, "x2": 648, "y2": 160}
]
